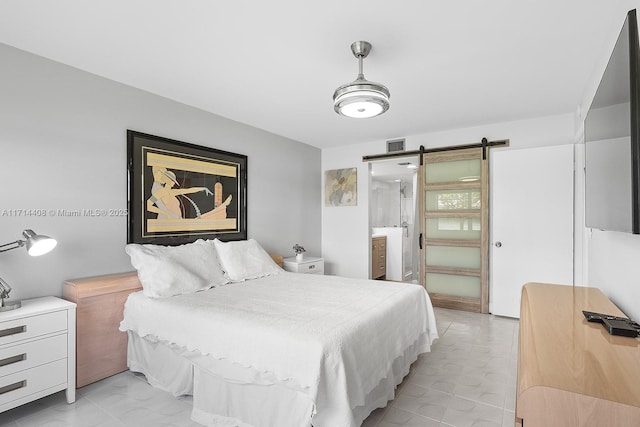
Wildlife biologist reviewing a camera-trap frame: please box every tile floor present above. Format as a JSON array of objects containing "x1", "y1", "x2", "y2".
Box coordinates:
[{"x1": 0, "y1": 308, "x2": 519, "y2": 427}]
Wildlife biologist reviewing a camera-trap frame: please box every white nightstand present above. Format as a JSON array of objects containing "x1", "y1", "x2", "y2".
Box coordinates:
[
  {"x1": 283, "y1": 256, "x2": 324, "y2": 275},
  {"x1": 0, "y1": 296, "x2": 76, "y2": 413}
]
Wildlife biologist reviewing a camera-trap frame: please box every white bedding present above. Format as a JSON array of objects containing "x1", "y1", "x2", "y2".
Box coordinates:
[{"x1": 120, "y1": 272, "x2": 438, "y2": 427}]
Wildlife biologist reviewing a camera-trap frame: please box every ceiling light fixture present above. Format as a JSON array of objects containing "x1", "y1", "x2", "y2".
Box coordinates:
[{"x1": 333, "y1": 41, "x2": 390, "y2": 119}]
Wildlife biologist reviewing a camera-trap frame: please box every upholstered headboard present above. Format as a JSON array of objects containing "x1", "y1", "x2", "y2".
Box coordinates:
[
  {"x1": 63, "y1": 272, "x2": 142, "y2": 387},
  {"x1": 270, "y1": 254, "x2": 284, "y2": 268}
]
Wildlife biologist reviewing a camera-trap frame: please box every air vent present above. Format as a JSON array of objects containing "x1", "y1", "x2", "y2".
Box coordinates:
[{"x1": 386, "y1": 138, "x2": 405, "y2": 153}]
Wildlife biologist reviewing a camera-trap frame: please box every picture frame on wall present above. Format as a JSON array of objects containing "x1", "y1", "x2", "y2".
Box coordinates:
[
  {"x1": 324, "y1": 167, "x2": 357, "y2": 206},
  {"x1": 127, "y1": 130, "x2": 247, "y2": 245}
]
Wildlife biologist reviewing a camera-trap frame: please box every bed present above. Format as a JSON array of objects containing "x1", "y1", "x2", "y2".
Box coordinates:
[{"x1": 86, "y1": 239, "x2": 437, "y2": 427}]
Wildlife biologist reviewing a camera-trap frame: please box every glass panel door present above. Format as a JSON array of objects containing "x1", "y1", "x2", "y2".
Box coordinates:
[{"x1": 419, "y1": 148, "x2": 489, "y2": 313}]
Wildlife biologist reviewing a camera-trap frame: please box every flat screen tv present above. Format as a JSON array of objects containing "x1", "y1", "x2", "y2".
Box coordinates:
[{"x1": 585, "y1": 9, "x2": 640, "y2": 234}]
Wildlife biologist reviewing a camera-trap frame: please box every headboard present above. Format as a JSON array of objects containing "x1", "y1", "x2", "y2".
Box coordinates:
[
  {"x1": 62, "y1": 253, "x2": 283, "y2": 388},
  {"x1": 63, "y1": 272, "x2": 142, "y2": 387},
  {"x1": 270, "y1": 254, "x2": 284, "y2": 268}
]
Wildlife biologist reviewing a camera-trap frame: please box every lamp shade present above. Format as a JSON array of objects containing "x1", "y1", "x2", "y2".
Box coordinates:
[
  {"x1": 333, "y1": 81, "x2": 390, "y2": 118},
  {"x1": 22, "y1": 229, "x2": 57, "y2": 256}
]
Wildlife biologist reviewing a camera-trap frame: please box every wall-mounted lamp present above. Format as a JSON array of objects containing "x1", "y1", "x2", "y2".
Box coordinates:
[{"x1": 0, "y1": 229, "x2": 57, "y2": 311}]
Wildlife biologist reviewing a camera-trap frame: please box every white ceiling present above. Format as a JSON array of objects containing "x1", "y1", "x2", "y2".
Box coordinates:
[{"x1": 0, "y1": 1, "x2": 637, "y2": 149}]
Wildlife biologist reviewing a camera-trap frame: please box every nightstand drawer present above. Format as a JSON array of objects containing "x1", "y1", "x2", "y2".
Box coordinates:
[
  {"x1": 0, "y1": 334, "x2": 67, "y2": 378},
  {"x1": 0, "y1": 358, "x2": 67, "y2": 407},
  {"x1": 283, "y1": 257, "x2": 325, "y2": 275},
  {"x1": 297, "y1": 260, "x2": 324, "y2": 274},
  {"x1": 0, "y1": 311, "x2": 67, "y2": 347}
]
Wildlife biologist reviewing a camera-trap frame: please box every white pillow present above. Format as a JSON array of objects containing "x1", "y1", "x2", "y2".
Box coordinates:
[
  {"x1": 125, "y1": 239, "x2": 228, "y2": 298},
  {"x1": 213, "y1": 238, "x2": 282, "y2": 281}
]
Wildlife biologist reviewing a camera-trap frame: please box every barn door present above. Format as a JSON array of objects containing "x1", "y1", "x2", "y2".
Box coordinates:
[{"x1": 419, "y1": 148, "x2": 489, "y2": 313}]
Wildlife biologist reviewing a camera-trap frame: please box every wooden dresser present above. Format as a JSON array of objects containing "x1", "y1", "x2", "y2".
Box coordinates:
[
  {"x1": 517, "y1": 283, "x2": 640, "y2": 427},
  {"x1": 371, "y1": 236, "x2": 387, "y2": 280}
]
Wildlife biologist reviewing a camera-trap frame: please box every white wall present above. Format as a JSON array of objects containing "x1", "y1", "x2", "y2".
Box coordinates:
[
  {"x1": 321, "y1": 143, "x2": 372, "y2": 277},
  {"x1": 322, "y1": 113, "x2": 575, "y2": 279},
  {"x1": 587, "y1": 230, "x2": 640, "y2": 319},
  {"x1": 0, "y1": 43, "x2": 321, "y2": 302},
  {"x1": 371, "y1": 180, "x2": 401, "y2": 227}
]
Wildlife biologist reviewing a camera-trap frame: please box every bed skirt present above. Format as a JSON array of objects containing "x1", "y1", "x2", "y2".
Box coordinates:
[{"x1": 127, "y1": 331, "x2": 426, "y2": 427}]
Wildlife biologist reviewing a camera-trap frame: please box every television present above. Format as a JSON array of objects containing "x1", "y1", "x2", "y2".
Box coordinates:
[{"x1": 585, "y1": 9, "x2": 640, "y2": 234}]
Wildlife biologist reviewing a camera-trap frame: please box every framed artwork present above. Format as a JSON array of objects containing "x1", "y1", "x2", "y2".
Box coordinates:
[
  {"x1": 324, "y1": 168, "x2": 357, "y2": 206},
  {"x1": 127, "y1": 130, "x2": 247, "y2": 245}
]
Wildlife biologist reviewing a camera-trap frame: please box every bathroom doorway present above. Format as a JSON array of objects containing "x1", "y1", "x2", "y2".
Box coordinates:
[{"x1": 370, "y1": 157, "x2": 419, "y2": 282}]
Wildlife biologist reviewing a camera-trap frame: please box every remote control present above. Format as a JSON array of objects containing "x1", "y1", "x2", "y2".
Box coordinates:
[
  {"x1": 582, "y1": 310, "x2": 640, "y2": 335},
  {"x1": 582, "y1": 310, "x2": 606, "y2": 323},
  {"x1": 582, "y1": 310, "x2": 630, "y2": 323}
]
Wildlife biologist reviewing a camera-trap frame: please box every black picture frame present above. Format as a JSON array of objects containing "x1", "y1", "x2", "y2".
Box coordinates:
[{"x1": 127, "y1": 130, "x2": 247, "y2": 245}]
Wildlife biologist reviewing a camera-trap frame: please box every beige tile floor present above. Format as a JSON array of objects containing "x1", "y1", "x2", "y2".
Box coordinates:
[{"x1": 0, "y1": 307, "x2": 519, "y2": 427}]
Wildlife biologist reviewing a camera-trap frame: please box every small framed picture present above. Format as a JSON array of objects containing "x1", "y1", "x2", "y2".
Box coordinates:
[{"x1": 325, "y1": 168, "x2": 357, "y2": 206}]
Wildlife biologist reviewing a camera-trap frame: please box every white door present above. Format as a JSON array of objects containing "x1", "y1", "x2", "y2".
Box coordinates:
[{"x1": 490, "y1": 144, "x2": 574, "y2": 318}]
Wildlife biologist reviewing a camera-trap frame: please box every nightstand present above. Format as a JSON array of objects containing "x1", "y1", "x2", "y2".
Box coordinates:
[
  {"x1": 0, "y1": 296, "x2": 76, "y2": 413},
  {"x1": 283, "y1": 256, "x2": 324, "y2": 275}
]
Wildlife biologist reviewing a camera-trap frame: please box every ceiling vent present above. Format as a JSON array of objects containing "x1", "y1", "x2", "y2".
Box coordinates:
[{"x1": 386, "y1": 138, "x2": 405, "y2": 153}]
